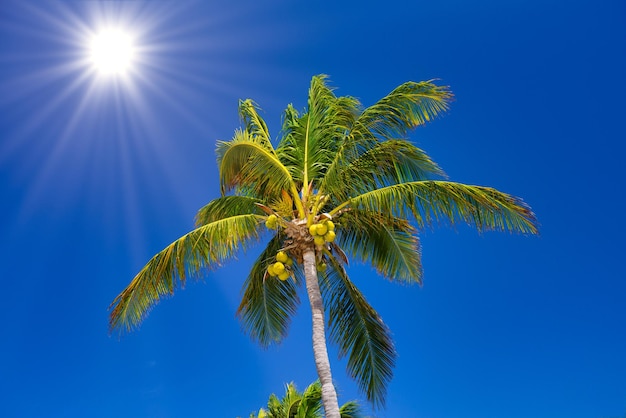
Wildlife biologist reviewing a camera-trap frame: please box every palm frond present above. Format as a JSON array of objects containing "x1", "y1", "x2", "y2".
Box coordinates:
[
  {"x1": 353, "y1": 80, "x2": 453, "y2": 140},
  {"x1": 109, "y1": 214, "x2": 264, "y2": 334},
  {"x1": 277, "y1": 76, "x2": 359, "y2": 191},
  {"x1": 237, "y1": 236, "x2": 301, "y2": 346},
  {"x1": 343, "y1": 180, "x2": 539, "y2": 234},
  {"x1": 239, "y1": 99, "x2": 272, "y2": 149},
  {"x1": 195, "y1": 195, "x2": 265, "y2": 227},
  {"x1": 297, "y1": 381, "x2": 323, "y2": 418},
  {"x1": 339, "y1": 401, "x2": 364, "y2": 418},
  {"x1": 338, "y1": 210, "x2": 423, "y2": 284},
  {"x1": 321, "y1": 257, "x2": 396, "y2": 407},
  {"x1": 217, "y1": 130, "x2": 303, "y2": 218},
  {"x1": 320, "y1": 139, "x2": 446, "y2": 201},
  {"x1": 282, "y1": 382, "x2": 302, "y2": 418}
]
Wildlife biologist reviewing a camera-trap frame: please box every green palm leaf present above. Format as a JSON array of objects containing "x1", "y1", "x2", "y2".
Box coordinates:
[
  {"x1": 109, "y1": 213, "x2": 263, "y2": 333},
  {"x1": 217, "y1": 129, "x2": 305, "y2": 216},
  {"x1": 297, "y1": 381, "x2": 323, "y2": 418},
  {"x1": 321, "y1": 257, "x2": 396, "y2": 407},
  {"x1": 237, "y1": 236, "x2": 301, "y2": 346},
  {"x1": 338, "y1": 401, "x2": 364, "y2": 418},
  {"x1": 343, "y1": 180, "x2": 538, "y2": 234},
  {"x1": 320, "y1": 81, "x2": 451, "y2": 198},
  {"x1": 217, "y1": 130, "x2": 288, "y2": 195},
  {"x1": 239, "y1": 99, "x2": 272, "y2": 148},
  {"x1": 338, "y1": 210, "x2": 423, "y2": 284},
  {"x1": 353, "y1": 80, "x2": 452, "y2": 140},
  {"x1": 277, "y1": 76, "x2": 359, "y2": 192},
  {"x1": 320, "y1": 140, "x2": 446, "y2": 201},
  {"x1": 195, "y1": 195, "x2": 265, "y2": 227}
]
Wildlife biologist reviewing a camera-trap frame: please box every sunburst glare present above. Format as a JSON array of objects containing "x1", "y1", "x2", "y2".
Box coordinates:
[
  {"x1": 89, "y1": 28, "x2": 136, "y2": 76},
  {"x1": 0, "y1": 0, "x2": 294, "y2": 268}
]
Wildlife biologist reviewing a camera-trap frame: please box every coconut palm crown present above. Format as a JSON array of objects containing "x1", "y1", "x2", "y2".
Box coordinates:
[{"x1": 109, "y1": 75, "x2": 538, "y2": 417}]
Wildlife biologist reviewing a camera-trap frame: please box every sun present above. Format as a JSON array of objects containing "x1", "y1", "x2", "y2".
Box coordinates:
[{"x1": 89, "y1": 28, "x2": 135, "y2": 75}]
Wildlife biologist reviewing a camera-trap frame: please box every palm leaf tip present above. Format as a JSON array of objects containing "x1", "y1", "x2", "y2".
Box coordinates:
[
  {"x1": 109, "y1": 213, "x2": 264, "y2": 335},
  {"x1": 349, "y1": 181, "x2": 539, "y2": 236}
]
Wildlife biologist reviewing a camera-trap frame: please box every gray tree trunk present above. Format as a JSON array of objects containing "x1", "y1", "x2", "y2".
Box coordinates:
[{"x1": 302, "y1": 248, "x2": 341, "y2": 418}]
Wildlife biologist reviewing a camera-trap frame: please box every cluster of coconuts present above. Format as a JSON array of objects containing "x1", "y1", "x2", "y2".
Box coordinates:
[
  {"x1": 309, "y1": 220, "x2": 336, "y2": 247},
  {"x1": 266, "y1": 250, "x2": 293, "y2": 281},
  {"x1": 265, "y1": 214, "x2": 278, "y2": 229}
]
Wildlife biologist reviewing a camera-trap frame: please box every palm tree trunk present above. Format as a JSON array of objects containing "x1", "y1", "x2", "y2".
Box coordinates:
[{"x1": 302, "y1": 248, "x2": 341, "y2": 418}]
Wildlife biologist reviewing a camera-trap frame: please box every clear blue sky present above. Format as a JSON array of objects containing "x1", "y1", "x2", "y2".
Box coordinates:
[{"x1": 1, "y1": 1, "x2": 625, "y2": 417}]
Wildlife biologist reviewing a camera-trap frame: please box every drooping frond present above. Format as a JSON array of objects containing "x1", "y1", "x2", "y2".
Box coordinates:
[
  {"x1": 237, "y1": 236, "x2": 301, "y2": 346},
  {"x1": 338, "y1": 209, "x2": 423, "y2": 284},
  {"x1": 320, "y1": 139, "x2": 446, "y2": 201},
  {"x1": 342, "y1": 180, "x2": 539, "y2": 234},
  {"x1": 217, "y1": 130, "x2": 303, "y2": 216},
  {"x1": 320, "y1": 257, "x2": 396, "y2": 407},
  {"x1": 195, "y1": 195, "x2": 265, "y2": 227},
  {"x1": 109, "y1": 213, "x2": 264, "y2": 334}
]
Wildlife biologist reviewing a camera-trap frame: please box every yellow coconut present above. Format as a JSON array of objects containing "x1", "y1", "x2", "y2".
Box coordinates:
[
  {"x1": 314, "y1": 236, "x2": 325, "y2": 246},
  {"x1": 309, "y1": 224, "x2": 318, "y2": 236},
  {"x1": 273, "y1": 262, "x2": 285, "y2": 274},
  {"x1": 316, "y1": 223, "x2": 328, "y2": 236},
  {"x1": 326, "y1": 220, "x2": 335, "y2": 231},
  {"x1": 267, "y1": 264, "x2": 277, "y2": 276},
  {"x1": 324, "y1": 230, "x2": 336, "y2": 243},
  {"x1": 285, "y1": 257, "x2": 293, "y2": 266},
  {"x1": 265, "y1": 214, "x2": 278, "y2": 229},
  {"x1": 276, "y1": 251, "x2": 288, "y2": 263},
  {"x1": 317, "y1": 262, "x2": 327, "y2": 272},
  {"x1": 277, "y1": 271, "x2": 290, "y2": 281}
]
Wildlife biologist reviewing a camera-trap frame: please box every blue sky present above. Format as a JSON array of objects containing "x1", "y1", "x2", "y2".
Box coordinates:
[{"x1": 1, "y1": 1, "x2": 625, "y2": 417}]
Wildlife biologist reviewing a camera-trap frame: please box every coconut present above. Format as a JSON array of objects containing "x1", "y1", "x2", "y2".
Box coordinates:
[
  {"x1": 285, "y1": 257, "x2": 293, "y2": 266},
  {"x1": 326, "y1": 220, "x2": 335, "y2": 231},
  {"x1": 267, "y1": 264, "x2": 277, "y2": 276},
  {"x1": 276, "y1": 251, "x2": 288, "y2": 263},
  {"x1": 324, "y1": 230, "x2": 336, "y2": 242},
  {"x1": 273, "y1": 262, "x2": 285, "y2": 274},
  {"x1": 309, "y1": 224, "x2": 318, "y2": 236},
  {"x1": 277, "y1": 271, "x2": 290, "y2": 281},
  {"x1": 265, "y1": 214, "x2": 278, "y2": 229},
  {"x1": 316, "y1": 223, "x2": 328, "y2": 236},
  {"x1": 317, "y1": 262, "x2": 327, "y2": 272},
  {"x1": 314, "y1": 236, "x2": 325, "y2": 246}
]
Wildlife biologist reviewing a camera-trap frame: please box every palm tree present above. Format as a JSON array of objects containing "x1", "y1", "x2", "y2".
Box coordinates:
[
  {"x1": 109, "y1": 75, "x2": 538, "y2": 418},
  {"x1": 247, "y1": 381, "x2": 363, "y2": 418}
]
